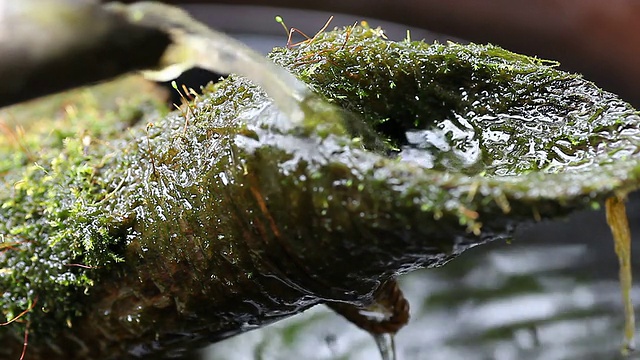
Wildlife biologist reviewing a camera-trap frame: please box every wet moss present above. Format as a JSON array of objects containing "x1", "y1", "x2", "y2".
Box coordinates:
[
  {"x1": 2, "y1": 25, "x2": 640, "y2": 358},
  {"x1": 270, "y1": 25, "x2": 640, "y2": 178},
  {"x1": 0, "y1": 76, "x2": 168, "y2": 336}
]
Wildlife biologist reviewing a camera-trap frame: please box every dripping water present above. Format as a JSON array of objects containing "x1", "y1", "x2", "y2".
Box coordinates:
[
  {"x1": 605, "y1": 196, "x2": 636, "y2": 355},
  {"x1": 373, "y1": 332, "x2": 397, "y2": 360}
]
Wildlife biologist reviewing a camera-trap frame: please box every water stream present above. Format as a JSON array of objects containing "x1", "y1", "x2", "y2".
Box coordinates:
[
  {"x1": 374, "y1": 333, "x2": 397, "y2": 360},
  {"x1": 113, "y1": 2, "x2": 314, "y2": 125}
]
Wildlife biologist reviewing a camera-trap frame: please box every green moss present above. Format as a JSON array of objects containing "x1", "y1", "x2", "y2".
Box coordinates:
[
  {"x1": 270, "y1": 25, "x2": 640, "y2": 178},
  {"x1": 2, "y1": 24, "x2": 640, "y2": 356},
  {"x1": 0, "y1": 76, "x2": 168, "y2": 334}
]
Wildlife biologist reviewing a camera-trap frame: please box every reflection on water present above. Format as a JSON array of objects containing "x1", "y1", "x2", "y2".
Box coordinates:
[
  {"x1": 205, "y1": 198, "x2": 640, "y2": 360},
  {"x1": 400, "y1": 114, "x2": 481, "y2": 174}
]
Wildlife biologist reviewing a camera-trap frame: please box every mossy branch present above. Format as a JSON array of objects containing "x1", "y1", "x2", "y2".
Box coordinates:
[{"x1": 2, "y1": 19, "x2": 640, "y2": 360}]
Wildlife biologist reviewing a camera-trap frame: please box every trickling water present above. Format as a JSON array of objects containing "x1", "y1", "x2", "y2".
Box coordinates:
[
  {"x1": 605, "y1": 197, "x2": 636, "y2": 355},
  {"x1": 373, "y1": 333, "x2": 397, "y2": 360},
  {"x1": 113, "y1": 2, "x2": 315, "y2": 125},
  {"x1": 205, "y1": 214, "x2": 640, "y2": 359}
]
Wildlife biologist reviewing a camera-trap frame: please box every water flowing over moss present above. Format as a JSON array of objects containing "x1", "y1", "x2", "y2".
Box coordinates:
[
  {"x1": 2, "y1": 24, "x2": 640, "y2": 359},
  {"x1": 270, "y1": 26, "x2": 640, "y2": 181}
]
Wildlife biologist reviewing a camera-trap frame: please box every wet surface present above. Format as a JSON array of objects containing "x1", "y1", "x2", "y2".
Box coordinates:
[
  {"x1": 139, "y1": 7, "x2": 640, "y2": 359},
  {"x1": 204, "y1": 194, "x2": 640, "y2": 360}
]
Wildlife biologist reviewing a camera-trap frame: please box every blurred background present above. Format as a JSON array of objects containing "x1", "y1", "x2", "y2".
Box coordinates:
[{"x1": 118, "y1": 2, "x2": 640, "y2": 359}]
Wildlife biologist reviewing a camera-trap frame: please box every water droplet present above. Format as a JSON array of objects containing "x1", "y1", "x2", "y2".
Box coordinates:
[{"x1": 219, "y1": 172, "x2": 229, "y2": 185}]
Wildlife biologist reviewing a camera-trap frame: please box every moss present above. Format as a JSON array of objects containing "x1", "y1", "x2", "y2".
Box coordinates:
[
  {"x1": 270, "y1": 25, "x2": 640, "y2": 178},
  {"x1": 0, "y1": 76, "x2": 168, "y2": 335},
  {"x1": 2, "y1": 24, "x2": 640, "y2": 357}
]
